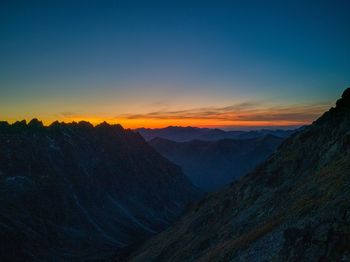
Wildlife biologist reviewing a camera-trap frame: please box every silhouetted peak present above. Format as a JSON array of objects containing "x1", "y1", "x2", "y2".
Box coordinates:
[
  {"x1": 28, "y1": 118, "x2": 44, "y2": 129},
  {"x1": 77, "y1": 121, "x2": 93, "y2": 129},
  {"x1": 95, "y1": 122, "x2": 125, "y2": 136},
  {"x1": 96, "y1": 121, "x2": 123, "y2": 129},
  {"x1": 316, "y1": 88, "x2": 350, "y2": 126},
  {"x1": 0, "y1": 121, "x2": 10, "y2": 127},
  {"x1": 49, "y1": 121, "x2": 61, "y2": 127},
  {"x1": 336, "y1": 87, "x2": 350, "y2": 109},
  {"x1": 12, "y1": 120, "x2": 27, "y2": 130},
  {"x1": 96, "y1": 121, "x2": 110, "y2": 128},
  {"x1": 0, "y1": 121, "x2": 10, "y2": 132},
  {"x1": 342, "y1": 87, "x2": 350, "y2": 99}
]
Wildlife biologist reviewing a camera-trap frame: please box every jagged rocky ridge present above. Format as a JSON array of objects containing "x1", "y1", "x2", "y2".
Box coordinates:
[
  {"x1": 127, "y1": 88, "x2": 350, "y2": 261},
  {"x1": 149, "y1": 135, "x2": 283, "y2": 191},
  {"x1": 0, "y1": 121, "x2": 200, "y2": 261}
]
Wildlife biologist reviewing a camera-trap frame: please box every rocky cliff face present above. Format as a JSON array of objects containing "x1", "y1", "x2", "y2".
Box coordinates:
[
  {"x1": 0, "y1": 121, "x2": 199, "y2": 261},
  {"x1": 149, "y1": 135, "x2": 283, "y2": 191},
  {"x1": 127, "y1": 88, "x2": 350, "y2": 262}
]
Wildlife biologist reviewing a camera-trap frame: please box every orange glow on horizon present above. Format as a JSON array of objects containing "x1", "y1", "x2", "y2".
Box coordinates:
[
  {"x1": 10, "y1": 116, "x2": 311, "y2": 130},
  {"x1": 110, "y1": 118, "x2": 310, "y2": 129},
  {"x1": 3, "y1": 101, "x2": 328, "y2": 129}
]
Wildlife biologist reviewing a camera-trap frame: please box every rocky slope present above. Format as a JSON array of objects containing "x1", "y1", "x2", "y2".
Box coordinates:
[
  {"x1": 149, "y1": 135, "x2": 283, "y2": 191},
  {"x1": 127, "y1": 89, "x2": 350, "y2": 261},
  {"x1": 0, "y1": 121, "x2": 199, "y2": 261}
]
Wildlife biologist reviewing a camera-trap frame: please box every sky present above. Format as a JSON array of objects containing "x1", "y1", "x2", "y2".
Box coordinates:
[{"x1": 1, "y1": 0, "x2": 349, "y2": 129}]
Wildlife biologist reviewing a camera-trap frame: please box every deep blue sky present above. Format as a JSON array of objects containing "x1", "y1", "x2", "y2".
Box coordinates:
[{"x1": 1, "y1": 0, "x2": 349, "y2": 128}]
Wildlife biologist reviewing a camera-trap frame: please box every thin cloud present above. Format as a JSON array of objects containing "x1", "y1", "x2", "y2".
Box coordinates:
[
  {"x1": 59, "y1": 111, "x2": 77, "y2": 117},
  {"x1": 116, "y1": 101, "x2": 330, "y2": 124}
]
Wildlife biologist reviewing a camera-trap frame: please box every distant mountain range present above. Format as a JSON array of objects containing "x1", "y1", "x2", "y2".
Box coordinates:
[
  {"x1": 126, "y1": 89, "x2": 350, "y2": 261},
  {"x1": 136, "y1": 126, "x2": 297, "y2": 142},
  {"x1": 150, "y1": 135, "x2": 283, "y2": 191},
  {"x1": 0, "y1": 120, "x2": 200, "y2": 261}
]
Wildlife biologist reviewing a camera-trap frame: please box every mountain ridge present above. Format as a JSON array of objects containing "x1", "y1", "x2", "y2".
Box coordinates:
[
  {"x1": 126, "y1": 89, "x2": 350, "y2": 261},
  {"x1": 136, "y1": 126, "x2": 297, "y2": 142},
  {"x1": 0, "y1": 120, "x2": 200, "y2": 261}
]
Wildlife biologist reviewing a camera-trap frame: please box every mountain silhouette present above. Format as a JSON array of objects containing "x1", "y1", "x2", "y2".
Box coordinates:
[
  {"x1": 127, "y1": 89, "x2": 350, "y2": 261},
  {"x1": 0, "y1": 121, "x2": 200, "y2": 261},
  {"x1": 136, "y1": 126, "x2": 296, "y2": 142}
]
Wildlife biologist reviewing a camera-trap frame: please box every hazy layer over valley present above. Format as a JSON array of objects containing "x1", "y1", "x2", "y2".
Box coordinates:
[{"x1": 149, "y1": 135, "x2": 284, "y2": 191}]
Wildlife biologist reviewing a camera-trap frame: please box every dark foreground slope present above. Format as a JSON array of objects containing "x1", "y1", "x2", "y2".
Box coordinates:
[
  {"x1": 127, "y1": 89, "x2": 350, "y2": 262},
  {"x1": 0, "y1": 121, "x2": 199, "y2": 261},
  {"x1": 150, "y1": 135, "x2": 283, "y2": 191}
]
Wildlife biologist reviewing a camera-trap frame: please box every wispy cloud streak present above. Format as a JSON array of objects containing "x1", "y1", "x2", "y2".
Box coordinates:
[{"x1": 116, "y1": 101, "x2": 330, "y2": 124}]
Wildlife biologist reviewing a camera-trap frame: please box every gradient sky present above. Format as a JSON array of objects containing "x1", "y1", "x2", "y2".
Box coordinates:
[{"x1": 1, "y1": 0, "x2": 349, "y2": 129}]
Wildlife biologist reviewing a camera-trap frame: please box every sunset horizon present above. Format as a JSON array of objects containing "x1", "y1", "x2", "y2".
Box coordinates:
[
  {"x1": 1, "y1": 1, "x2": 350, "y2": 260},
  {"x1": 2, "y1": 1, "x2": 349, "y2": 129},
  {"x1": 1, "y1": 96, "x2": 334, "y2": 129}
]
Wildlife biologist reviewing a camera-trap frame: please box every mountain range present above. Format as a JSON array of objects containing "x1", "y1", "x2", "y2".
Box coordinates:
[
  {"x1": 1, "y1": 89, "x2": 349, "y2": 262},
  {"x1": 136, "y1": 127, "x2": 296, "y2": 142},
  {"x1": 149, "y1": 135, "x2": 283, "y2": 191},
  {"x1": 126, "y1": 89, "x2": 350, "y2": 261},
  {"x1": 0, "y1": 121, "x2": 200, "y2": 261}
]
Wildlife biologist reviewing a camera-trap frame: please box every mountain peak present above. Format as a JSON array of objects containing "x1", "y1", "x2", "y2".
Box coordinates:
[
  {"x1": 336, "y1": 87, "x2": 350, "y2": 109},
  {"x1": 28, "y1": 118, "x2": 44, "y2": 129},
  {"x1": 342, "y1": 87, "x2": 350, "y2": 99},
  {"x1": 95, "y1": 121, "x2": 123, "y2": 130}
]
